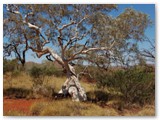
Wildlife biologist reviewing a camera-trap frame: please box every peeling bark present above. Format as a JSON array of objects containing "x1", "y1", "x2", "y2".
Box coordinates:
[
  {"x1": 58, "y1": 65, "x2": 87, "y2": 101},
  {"x1": 32, "y1": 46, "x2": 87, "y2": 101}
]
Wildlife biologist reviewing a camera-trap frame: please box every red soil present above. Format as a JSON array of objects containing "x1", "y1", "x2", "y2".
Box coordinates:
[{"x1": 3, "y1": 98, "x2": 47, "y2": 115}]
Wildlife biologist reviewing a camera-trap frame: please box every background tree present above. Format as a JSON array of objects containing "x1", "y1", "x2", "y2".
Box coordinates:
[
  {"x1": 3, "y1": 41, "x2": 28, "y2": 67},
  {"x1": 3, "y1": 7, "x2": 29, "y2": 67},
  {"x1": 3, "y1": 4, "x2": 151, "y2": 101},
  {"x1": 141, "y1": 38, "x2": 155, "y2": 63}
]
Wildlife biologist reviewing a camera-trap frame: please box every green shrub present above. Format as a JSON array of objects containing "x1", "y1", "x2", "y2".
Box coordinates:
[
  {"x1": 29, "y1": 66, "x2": 59, "y2": 98},
  {"x1": 43, "y1": 66, "x2": 64, "y2": 77},
  {"x1": 3, "y1": 59, "x2": 19, "y2": 73},
  {"x1": 3, "y1": 88, "x2": 32, "y2": 98},
  {"x1": 86, "y1": 90, "x2": 109, "y2": 105},
  {"x1": 29, "y1": 66, "x2": 44, "y2": 78},
  {"x1": 96, "y1": 66, "x2": 155, "y2": 106},
  {"x1": 30, "y1": 65, "x2": 64, "y2": 78},
  {"x1": 29, "y1": 66, "x2": 45, "y2": 87}
]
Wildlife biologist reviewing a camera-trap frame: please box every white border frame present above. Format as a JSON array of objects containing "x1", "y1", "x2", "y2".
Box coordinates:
[{"x1": 1, "y1": 0, "x2": 159, "y2": 120}]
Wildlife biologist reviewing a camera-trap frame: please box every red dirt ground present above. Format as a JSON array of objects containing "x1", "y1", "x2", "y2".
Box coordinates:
[{"x1": 3, "y1": 98, "x2": 47, "y2": 115}]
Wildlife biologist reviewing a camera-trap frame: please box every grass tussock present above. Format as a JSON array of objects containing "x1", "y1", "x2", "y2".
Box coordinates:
[
  {"x1": 136, "y1": 105, "x2": 155, "y2": 116},
  {"x1": 4, "y1": 110, "x2": 26, "y2": 116},
  {"x1": 30, "y1": 99, "x2": 118, "y2": 116},
  {"x1": 30, "y1": 100, "x2": 155, "y2": 116},
  {"x1": 3, "y1": 72, "x2": 66, "y2": 99},
  {"x1": 4, "y1": 72, "x2": 32, "y2": 90},
  {"x1": 30, "y1": 102, "x2": 48, "y2": 116}
]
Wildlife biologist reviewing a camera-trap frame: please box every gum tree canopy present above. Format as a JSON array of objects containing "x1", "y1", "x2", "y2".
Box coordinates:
[{"x1": 3, "y1": 4, "x2": 151, "y2": 101}]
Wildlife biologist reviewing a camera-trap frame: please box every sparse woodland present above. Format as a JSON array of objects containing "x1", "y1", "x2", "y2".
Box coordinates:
[{"x1": 3, "y1": 4, "x2": 155, "y2": 116}]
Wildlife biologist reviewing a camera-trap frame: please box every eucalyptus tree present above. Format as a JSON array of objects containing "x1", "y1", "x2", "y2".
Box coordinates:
[
  {"x1": 3, "y1": 4, "x2": 151, "y2": 101},
  {"x1": 3, "y1": 8, "x2": 28, "y2": 67}
]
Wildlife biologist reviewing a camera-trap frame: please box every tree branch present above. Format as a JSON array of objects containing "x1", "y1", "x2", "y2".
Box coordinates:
[
  {"x1": 58, "y1": 21, "x2": 76, "y2": 31},
  {"x1": 141, "y1": 50, "x2": 155, "y2": 59},
  {"x1": 67, "y1": 40, "x2": 115, "y2": 62},
  {"x1": 6, "y1": 4, "x2": 48, "y2": 47},
  {"x1": 82, "y1": 41, "x2": 115, "y2": 54},
  {"x1": 77, "y1": 66, "x2": 93, "y2": 80},
  {"x1": 46, "y1": 54, "x2": 54, "y2": 62},
  {"x1": 57, "y1": 21, "x2": 76, "y2": 59},
  {"x1": 30, "y1": 46, "x2": 65, "y2": 67},
  {"x1": 63, "y1": 15, "x2": 89, "y2": 51},
  {"x1": 6, "y1": 4, "x2": 40, "y2": 30},
  {"x1": 70, "y1": 15, "x2": 88, "y2": 40},
  {"x1": 67, "y1": 41, "x2": 88, "y2": 61},
  {"x1": 64, "y1": 32, "x2": 89, "y2": 51},
  {"x1": 6, "y1": 4, "x2": 22, "y2": 16},
  {"x1": 3, "y1": 42, "x2": 26, "y2": 66}
]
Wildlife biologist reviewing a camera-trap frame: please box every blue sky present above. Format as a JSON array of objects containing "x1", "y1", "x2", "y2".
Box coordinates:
[{"x1": 4, "y1": 4, "x2": 155, "y2": 63}]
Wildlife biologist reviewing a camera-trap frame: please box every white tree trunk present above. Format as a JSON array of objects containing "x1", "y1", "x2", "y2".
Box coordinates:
[
  {"x1": 31, "y1": 46, "x2": 87, "y2": 101},
  {"x1": 58, "y1": 65, "x2": 87, "y2": 101}
]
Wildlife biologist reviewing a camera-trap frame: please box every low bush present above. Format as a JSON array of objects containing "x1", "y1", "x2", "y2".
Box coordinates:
[
  {"x1": 3, "y1": 59, "x2": 21, "y2": 74},
  {"x1": 95, "y1": 66, "x2": 155, "y2": 106},
  {"x1": 44, "y1": 66, "x2": 65, "y2": 77},
  {"x1": 29, "y1": 66, "x2": 45, "y2": 88},
  {"x1": 86, "y1": 90, "x2": 109, "y2": 105},
  {"x1": 29, "y1": 66, "x2": 44, "y2": 79},
  {"x1": 3, "y1": 88, "x2": 32, "y2": 99},
  {"x1": 29, "y1": 66, "x2": 65, "y2": 85},
  {"x1": 32, "y1": 85, "x2": 55, "y2": 98}
]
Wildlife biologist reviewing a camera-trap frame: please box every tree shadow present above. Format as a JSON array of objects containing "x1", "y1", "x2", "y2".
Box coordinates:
[{"x1": 3, "y1": 88, "x2": 32, "y2": 99}]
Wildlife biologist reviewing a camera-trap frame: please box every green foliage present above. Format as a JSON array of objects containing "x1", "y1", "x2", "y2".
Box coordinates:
[
  {"x1": 96, "y1": 66, "x2": 155, "y2": 106},
  {"x1": 86, "y1": 90, "x2": 110, "y2": 106},
  {"x1": 76, "y1": 65, "x2": 104, "y2": 82},
  {"x1": 4, "y1": 4, "x2": 152, "y2": 69},
  {"x1": 44, "y1": 66, "x2": 65, "y2": 77},
  {"x1": 44, "y1": 66, "x2": 55, "y2": 76},
  {"x1": 29, "y1": 65, "x2": 65, "y2": 78},
  {"x1": 29, "y1": 66, "x2": 44, "y2": 86},
  {"x1": 3, "y1": 58, "x2": 19, "y2": 73},
  {"x1": 29, "y1": 66, "x2": 44, "y2": 78},
  {"x1": 29, "y1": 65, "x2": 62, "y2": 98}
]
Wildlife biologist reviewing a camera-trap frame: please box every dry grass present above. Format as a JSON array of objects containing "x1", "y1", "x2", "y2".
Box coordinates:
[
  {"x1": 136, "y1": 105, "x2": 155, "y2": 116},
  {"x1": 3, "y1": 72, "x2": 66, "y2": 93},
  {"x1": 3, "y1": 72, "x2": 95, "y2": 95},
  {"x1": 29, "y1": 99, "x2": 155, "y2": 116},
  {"x1": 3, "y1": 72, "x2": 155, "y2": 116},
  {"x1": 30, "y1": 99, "x2": 118, "y2": 116},
  {"x1": 3, "y1": 72, "x2": 32, "y2": 90},
  {"x1": 45, "y1": 76, "x2": 66, "y2": 92},
  {"x1": 4, "y1": 110, "x2": 26, "y2": 116},
  {"x1": 30, "y1": 102, "x2": 48, "y2": 116}
]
